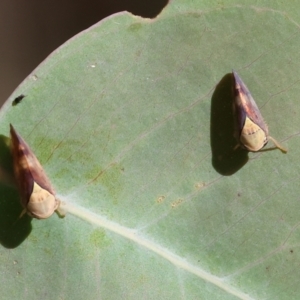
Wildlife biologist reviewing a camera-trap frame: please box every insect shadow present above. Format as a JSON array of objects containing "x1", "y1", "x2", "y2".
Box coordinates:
[
  {"x1": 0, "y1": 135, "x2": 32, "y2": 248},
  {"x1": 210, "y1": 73, "x2": 248, "y2": 175}
]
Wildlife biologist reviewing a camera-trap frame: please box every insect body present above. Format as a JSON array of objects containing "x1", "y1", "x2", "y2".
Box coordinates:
[
  {"x1": 232, "y1": 71, "x2": 287, "y2": 153},
  {"x1": 10, "y1": 124, "x2": 61, "y2": 219}
]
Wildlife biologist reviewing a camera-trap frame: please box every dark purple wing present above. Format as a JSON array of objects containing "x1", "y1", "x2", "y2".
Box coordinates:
[{"x1": 232, "y1": 70, "x2": 268, "y2": 135}]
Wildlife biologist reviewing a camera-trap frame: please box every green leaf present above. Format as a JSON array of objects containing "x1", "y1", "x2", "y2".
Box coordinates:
[{"x1": 1, "y1": 1, "x2": 300, "y2": 299}]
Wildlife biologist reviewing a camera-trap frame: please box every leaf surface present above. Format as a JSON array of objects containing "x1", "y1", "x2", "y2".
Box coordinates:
[{"x1": 1, "y1": 1, "x2": 300, "y2": 299}]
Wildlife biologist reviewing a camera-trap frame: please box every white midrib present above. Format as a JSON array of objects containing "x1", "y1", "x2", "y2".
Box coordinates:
[{"x1": 63, "y1": 201, "x2": 254, "y2": 300}]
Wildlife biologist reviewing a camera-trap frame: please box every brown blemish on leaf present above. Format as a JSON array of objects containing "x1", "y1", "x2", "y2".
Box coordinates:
[
  {"x1": 195, "y1": 182, "x2": 205, "y2": 190},
  {"x1": 171, "y1": 198, "x2": 183, "y2": 208},
  {"x1": 156, "y1": 195, "x2": 165, "y2": 204}
]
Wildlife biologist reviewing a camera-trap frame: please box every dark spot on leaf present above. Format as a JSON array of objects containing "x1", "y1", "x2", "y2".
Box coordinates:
[
  {"x1": 12, "y1": 94, "x2": 26, "y2": 106},
  {"x1": 128, "y1": 23, "x2": 143, "y2": 32},
  {"x1": 188, "y1": 12, "x2": 203, "y2": 18},
  {"x1": 90, "y1": 229, "x2": 110, "y2": 248}
]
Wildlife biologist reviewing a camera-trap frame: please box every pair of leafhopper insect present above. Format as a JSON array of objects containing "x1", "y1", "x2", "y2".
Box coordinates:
[
  {"x1": 9, "y1": 71, "x2": 286, "y2": 220},
  {"x1": 232, "y1": 70, "x2": 287, "y2": 153}
]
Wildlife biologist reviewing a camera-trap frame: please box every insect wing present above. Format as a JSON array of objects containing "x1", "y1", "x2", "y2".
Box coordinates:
[{"x1": 232, "y1": 70, "x2": 268, "y2": 136}]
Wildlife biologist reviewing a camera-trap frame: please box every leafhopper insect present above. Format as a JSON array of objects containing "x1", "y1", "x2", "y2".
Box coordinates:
[
  {"x1": 232, "y1": 71, "x2": 287, "y2": 153},
  {"x1": 10, "y1": 124, "x2": 61, "y2": 219}
]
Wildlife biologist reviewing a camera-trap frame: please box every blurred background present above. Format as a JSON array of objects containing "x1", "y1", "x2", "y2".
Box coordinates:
[{"x1": 0, "y1": 0, "x2": 167, "y2": 106}]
